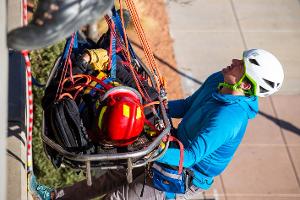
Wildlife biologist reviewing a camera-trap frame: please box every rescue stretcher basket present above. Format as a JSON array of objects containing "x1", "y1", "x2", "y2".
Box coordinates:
[{"x1": 41, "y1": 53, "x2": 172, "y2": 186}]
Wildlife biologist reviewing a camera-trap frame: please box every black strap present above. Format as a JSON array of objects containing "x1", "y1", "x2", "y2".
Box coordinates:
[{"x1": 140, "y1": 166, "x2": 148, "y2": 197}]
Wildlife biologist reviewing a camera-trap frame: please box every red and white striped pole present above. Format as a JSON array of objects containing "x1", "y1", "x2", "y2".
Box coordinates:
[{"x1": 21, "y1": 0, "x2": 34, "y2": 174}]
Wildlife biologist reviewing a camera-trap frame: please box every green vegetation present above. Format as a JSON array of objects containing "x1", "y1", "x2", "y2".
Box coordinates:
[{"x1": 30, "y1": 42, "x2": 85, "y2": 188}]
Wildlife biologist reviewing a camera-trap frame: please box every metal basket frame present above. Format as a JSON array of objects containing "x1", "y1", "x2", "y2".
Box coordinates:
[{"x1": 41, "y1": 55, "x2": 171, "y2": 185}]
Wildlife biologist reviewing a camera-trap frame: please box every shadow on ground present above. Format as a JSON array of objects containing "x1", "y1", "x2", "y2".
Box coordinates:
[{"x1": 259, "y1": 111, "x2": 300, "y2": 137}]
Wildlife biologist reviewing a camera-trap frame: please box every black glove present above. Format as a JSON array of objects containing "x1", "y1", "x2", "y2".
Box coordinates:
[{"x1": 72, "y1": 54, "x2": 93, "y2": 74}]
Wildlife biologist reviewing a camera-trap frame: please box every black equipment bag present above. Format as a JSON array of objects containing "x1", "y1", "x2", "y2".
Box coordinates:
[{"x1": 49, "y1": 97, "x2": 93, "y2": 153}]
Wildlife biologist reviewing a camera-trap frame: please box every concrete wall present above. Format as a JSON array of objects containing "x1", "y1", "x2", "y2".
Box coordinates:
[
  {"x1": 6, "y1": 0, "x2": 28, "y2": 200},
  {"x1": 7, "y1": 51, "x2": 28, "y2": 200},
  {"x1": 0, "y1": 0, "x2": 8, "y2": 199},
  {"x1": 7, "y1": 0, "x2": 23, "y2": 31}
]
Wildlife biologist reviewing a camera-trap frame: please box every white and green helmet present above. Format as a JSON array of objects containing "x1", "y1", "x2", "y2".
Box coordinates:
[{"x1": 243, "y1": 49, "x2": 284, "y2": 97}]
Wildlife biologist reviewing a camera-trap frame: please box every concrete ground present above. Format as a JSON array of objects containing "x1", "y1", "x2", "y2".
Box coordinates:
[{"x1": 166, "y1": 0, "x2": 300, "y2": 199}]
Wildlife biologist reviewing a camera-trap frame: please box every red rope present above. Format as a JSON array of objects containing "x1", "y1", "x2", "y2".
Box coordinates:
[
  {"x1": 55, "y1": 34, "x2": 75, "y2": 100},
  {"x1": 60, "y1": 74, "x2": 113, "y2": 100},
  {"x1": 162, "y1": 135, "x2": 184, "y2": 174}
]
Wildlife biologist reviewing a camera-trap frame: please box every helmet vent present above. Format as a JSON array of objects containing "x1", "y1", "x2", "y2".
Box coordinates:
[
  {"x1": 259, "y1": 86, "x2": 268, "y2": 93},
  {"x1": 263, "y1": 78, "x2": 275, "y2": 88},
  {"x1": 249, "y1": 58, "x2": 260, "y2": 66}
]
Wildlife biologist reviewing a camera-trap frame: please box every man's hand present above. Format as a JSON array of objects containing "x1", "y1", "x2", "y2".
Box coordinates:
[
  {"x1": 163, "y1": 98, "x2": 168, "y2": 109},
  {"x1": 73, "y1": 54, "x2": 92, "y2": 74}
]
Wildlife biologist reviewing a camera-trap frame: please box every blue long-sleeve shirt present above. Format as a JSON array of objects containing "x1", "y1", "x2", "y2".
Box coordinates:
[{"x1": 157, "y1": 72, "x2": 258, "y2": 190}]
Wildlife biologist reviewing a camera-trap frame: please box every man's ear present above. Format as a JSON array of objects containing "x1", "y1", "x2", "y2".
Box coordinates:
[{"x1": 240, "y1": 82, "x2": 252, "y2": 90}]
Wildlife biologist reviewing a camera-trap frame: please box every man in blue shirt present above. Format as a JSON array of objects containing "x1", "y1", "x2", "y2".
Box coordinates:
[{"x1": 102, "y1": 49, "x2": 284, "y2": 200}]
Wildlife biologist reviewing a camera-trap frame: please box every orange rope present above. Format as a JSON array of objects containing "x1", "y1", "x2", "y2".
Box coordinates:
[
  {"x1": 119, "y1": 0, "x2": 151, "y2": 102},
  {"x1": 58, "y1": 93, "x2": 74, "y2": 100},
  {"x1": 119, "y1": 1, "x2": 131, "y2": 64},
  {"x1": 143, "y1": 101, "x2": 160, "y2": 108},
  {"x1": 60, "y1": 74, "x2": 108, "y2": 99},
  {"x1": 124, "y1": 0, "x2": 165, "y2": 92},
  {"x1": 105, "y1": 12, "x2": 153, "y2": 103}
]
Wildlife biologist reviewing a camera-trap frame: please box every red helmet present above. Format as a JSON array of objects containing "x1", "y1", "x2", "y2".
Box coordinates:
[{"x1": 98, "y1": 86, "x2": 145, "y2": 146}]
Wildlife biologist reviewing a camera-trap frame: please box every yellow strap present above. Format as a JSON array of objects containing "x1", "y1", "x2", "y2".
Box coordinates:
[{"x1": 84, "y1": 71, "x2": 108, "y2": 94}]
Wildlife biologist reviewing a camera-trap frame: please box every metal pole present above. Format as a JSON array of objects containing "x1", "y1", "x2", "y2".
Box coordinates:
[{"x1": 0, "y1": 0, "x2": 8, "y2": 199}]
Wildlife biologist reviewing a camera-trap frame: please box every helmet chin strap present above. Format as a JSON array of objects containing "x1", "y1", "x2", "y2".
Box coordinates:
[
  {"x1": 218, "y1": 73, "x2": 245, "y2": 92},
  {"x1": 218, "y1": 77, "x2": 254, "y2": 96},
  {"x1": 217, "y1": 73, "x2": 254, "y2": 96},
  {"x1": 218, "y1": 81, "x2": 242, "y2": 91},
  {"x1": 218, "y1": 63, "x2": 255, "y2": 96}
]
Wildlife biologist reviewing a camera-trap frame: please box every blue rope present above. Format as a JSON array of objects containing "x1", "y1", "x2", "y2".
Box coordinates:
[
  {"x1": 112, "y1": 8, "x2": 137, "y2": 59},
  {"x1": 73, "y1": 33, "x2": 78, "y2": 49},
  {"x1": 110, "y1": 15, "x2": 117, "y2": 80},
  {"x1": 112, "y1": 8, "x2": 125, "y2": 40},
  {"x1": 61, "y1": 32, "x2": 78, "y2": 66}
]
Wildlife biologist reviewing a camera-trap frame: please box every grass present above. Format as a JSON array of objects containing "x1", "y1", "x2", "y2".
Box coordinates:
[{"x1": 30, "y1": 42, "x2": 85, "y2": 188}]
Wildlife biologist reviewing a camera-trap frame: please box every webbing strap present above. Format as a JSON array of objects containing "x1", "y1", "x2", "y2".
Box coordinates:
[
  {"x1": 89, "y1": 78, "x2": 114, "y2": 96},
  {"x1": 62, "y1": 33, "x2": 78, "y2": 62},
  {"x1": 111, "y1": 36, "x2": 117, "y2": 79},
  {"x1": 112, "y1": 8, "x2": 136, "y2": 59},
  {"x1": 163, "y1": 135, "x2": 184, "y2": 174},
  {"x1": 112, "y1": 8, "x2": 125, "y2": 39},
  {"x1": 108, "y1": 17, "x2": 117, "y2": 80},
  {"x1": 73, "y1": 32, "x2": 78, "y2": 49}
]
